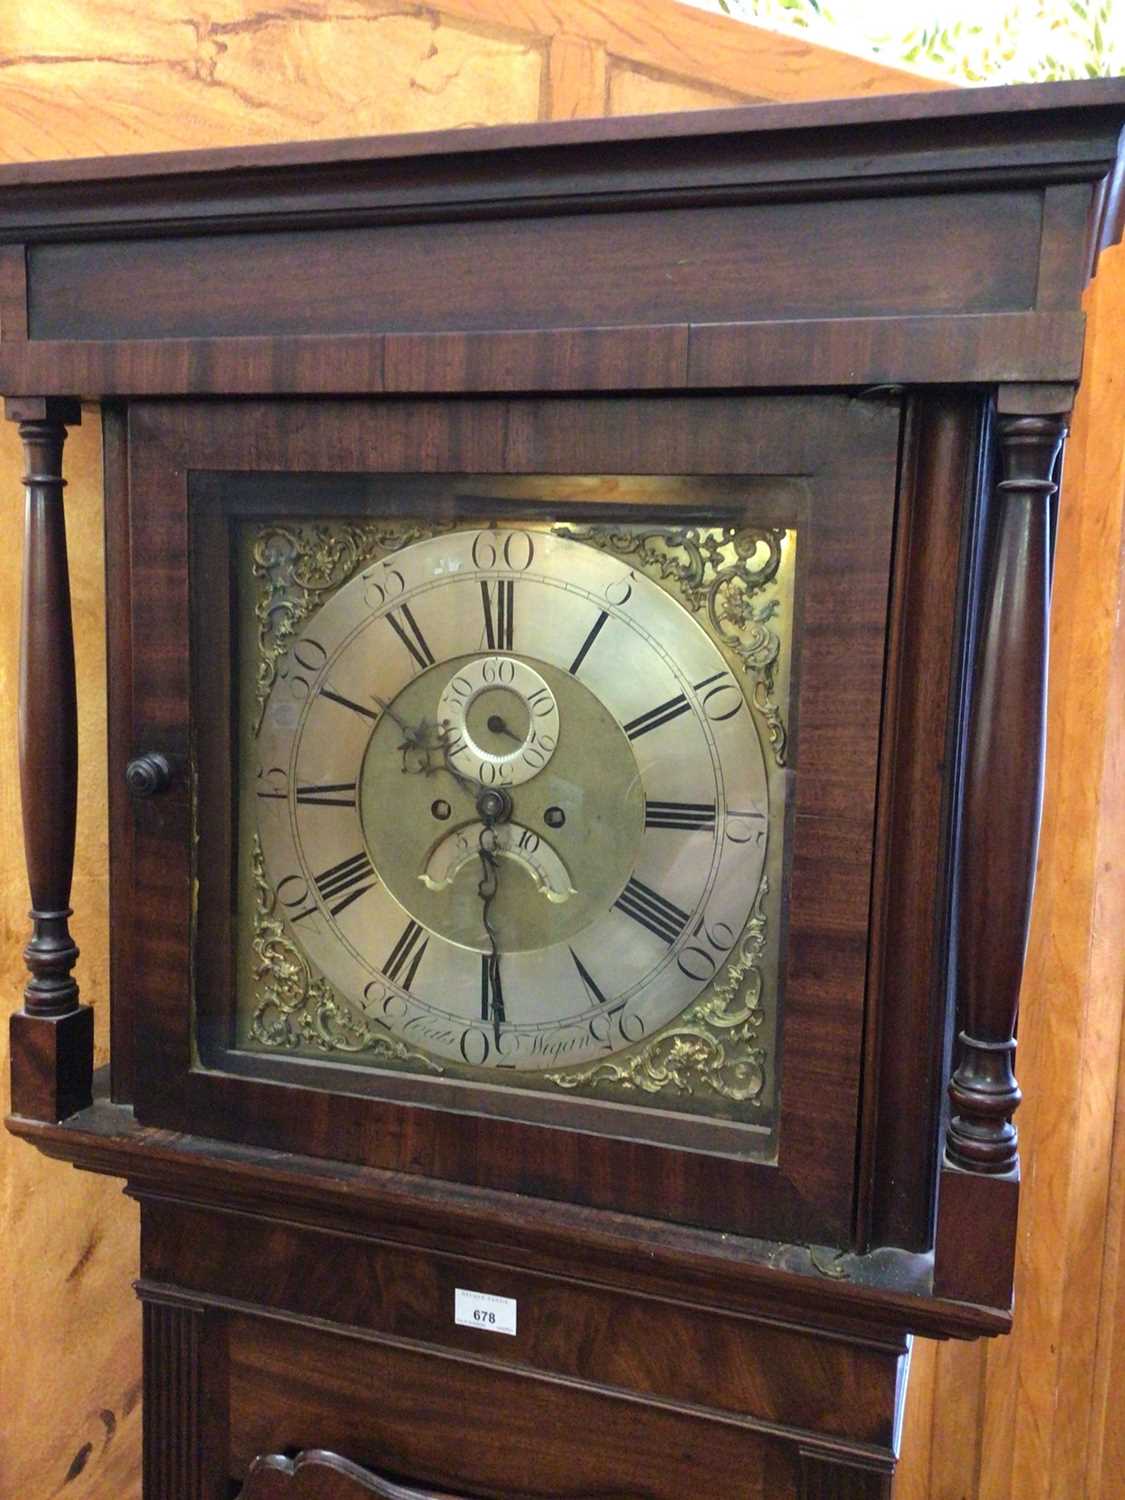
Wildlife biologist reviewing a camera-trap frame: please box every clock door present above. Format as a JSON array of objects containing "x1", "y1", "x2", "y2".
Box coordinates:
[{"x1": 116, "y1": 392, "x2": 901, "y2": 1249}]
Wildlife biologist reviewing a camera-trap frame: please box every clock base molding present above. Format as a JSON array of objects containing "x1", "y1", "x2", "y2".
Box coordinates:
[{"x1": 12, "y1": 1087, "x2": 1006, "y2": 1499}]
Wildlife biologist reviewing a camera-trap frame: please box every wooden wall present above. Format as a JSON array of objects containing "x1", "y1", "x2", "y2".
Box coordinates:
[{"x1": 6, "y1": 4, "x2": 1120, "y2": 1499}]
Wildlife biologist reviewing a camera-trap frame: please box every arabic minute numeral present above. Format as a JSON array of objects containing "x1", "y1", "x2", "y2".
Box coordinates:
[
  {"x1": 694, "y1": 671, "x2": 745, "y2": 722},
  {"x1": 604, "y1": 570, "x2": 635, "y2": 607},
  {"x1": 587, "y1": 1001, "x2": 645, "y2": 1052},
  {"x1": 625, "y1": 672, "x2": 744, "y2": 741},
  {"x1": 256, "y1": 766, "x2": 288, "y2": 799},
  {"x1": 278, "y1": 637, "x2": 328, "y2": 702},
  {"x1": 460, "y1": 1026, "x2": 491, "y2": 1066},
  {"x1": 676, "y1": 914, "x2": 737, "y2": 982},
  {"x1": 471, "y1": 530, "x2": 535, "y2": 571},
  {"x1": 276, "y1": 873, "x2": 318, "y2": 926},
  {"x1": 361, "y1": 562, "x2": 405, "y2": 611},
  {"x1": 725, "y1": 809, "x2": 767, "y2": 845}
]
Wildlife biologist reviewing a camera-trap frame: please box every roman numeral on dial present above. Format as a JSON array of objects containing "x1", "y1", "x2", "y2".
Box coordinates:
[
  {"x1": 568, "y1": 610, "x2": 608, "y2": 676},
  {"x1": 570, "y1": 947, "x2": 610, "y2": 1005},
  {"x1": 644, "y1": 800, "x2": 717, "y2": 832},
  {"x1": 481, "y1": 579, "x2": 514, "y2": 650},
  {"x1": 613, "y1": 876, "x2": 690, "y2": 945},
  {"x1": 386, "y1": 604, "x2": 434, "y2": 671},
  {"x1": 320, "y1": 688, "x2": 379, "y2": 722},
  {"x1": 480, "y1": 953, "x2": 506, "y2": 1026},
  {"x1": 383, "y1": 919, "x2": 429, "y2": 989},
  {"x1": 624, "y1": 693, "x2": 691, "y2": 741},
  {"x1": 314, "y1": 851, "x2": 377, "y2": 917},
  {"x1": 624, "y1": 672, "x2": 736, "y2": 741},
  {"x1": 296, "y1": 781, "x2": 357, "y2": 808}
]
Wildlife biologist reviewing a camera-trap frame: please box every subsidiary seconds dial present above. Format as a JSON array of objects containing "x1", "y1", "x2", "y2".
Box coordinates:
[
  {"x1": 436, "y1": 654, "x2": 560, "y2": 787},
  {"x1": 254, "y1": 525, "x2": 769, "y2": 1074}
]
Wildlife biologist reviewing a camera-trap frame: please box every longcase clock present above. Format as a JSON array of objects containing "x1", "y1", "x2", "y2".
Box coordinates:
[{"x1": 5, "y1": 79, "x2": 1125, "y2": 1500}]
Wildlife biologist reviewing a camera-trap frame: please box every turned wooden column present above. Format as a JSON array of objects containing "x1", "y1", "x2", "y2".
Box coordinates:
[
  {"x1": 6, "y1": 395, "x2": 93, "y2": 1121},
  {"x1": 935, "y1": 395, "x2": 1069, "y2": 1307},
  {"x1": 945, "y1": 405, "x2": 1067, "y2": 1177}
]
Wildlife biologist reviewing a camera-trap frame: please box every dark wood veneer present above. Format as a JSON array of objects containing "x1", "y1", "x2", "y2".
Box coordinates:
[
  {"x1": 26, "y1": 192, "x2": 1039, "y2": 342},
  {"x1": 121, "y1": 393, "x2": 898, "y2": 1248},
  {"x1": 859, "y1": 394, "x2": 984, "y2": 1252},
  {"x1": 0, "y1": 313, "x2": 1088, "y2": 399},
  {"x1": 8, "y1": 1088, "x2": 1009, "y2": 1343}
]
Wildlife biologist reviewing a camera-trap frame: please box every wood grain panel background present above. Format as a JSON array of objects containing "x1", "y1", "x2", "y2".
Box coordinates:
[{"x1": 2, "y1": 3, "x2": 1120, "y2": 1499}]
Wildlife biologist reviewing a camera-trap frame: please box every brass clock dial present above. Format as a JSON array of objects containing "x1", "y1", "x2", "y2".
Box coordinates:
[{"x1": 239, "y1": 499, "x2": 794, "y2": 1135}]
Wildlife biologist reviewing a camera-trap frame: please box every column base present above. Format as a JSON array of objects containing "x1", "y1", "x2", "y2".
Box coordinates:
[{"x1": 9, "y1": 1005, "x2": 94, "y2": 1121}]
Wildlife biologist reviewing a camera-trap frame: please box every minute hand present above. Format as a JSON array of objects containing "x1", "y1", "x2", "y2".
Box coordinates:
[
  {"x1": 477, "y1": 811, "x2": 506, "y2": 1046},
  {"x1": 373, "y1": 693, "x2": 488, "y2": 798}
]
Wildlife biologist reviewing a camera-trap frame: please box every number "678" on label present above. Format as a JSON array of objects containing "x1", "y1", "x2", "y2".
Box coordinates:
[{"x1": 454, "y1": 1287, "x2": 518, "y2": 1336}]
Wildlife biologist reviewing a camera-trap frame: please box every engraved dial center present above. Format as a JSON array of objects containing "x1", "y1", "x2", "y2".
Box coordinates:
[{"x1": 360, "y1": 656, "x2": 643, "y2": 954}]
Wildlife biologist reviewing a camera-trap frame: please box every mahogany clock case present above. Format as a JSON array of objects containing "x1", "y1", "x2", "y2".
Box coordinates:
[
  {"x1": 6, "y1": 82, "x2": 1125, "y2": 1500},
  {"x1": 106, "y1": 388, "x2": 965, "y2": 1256}
]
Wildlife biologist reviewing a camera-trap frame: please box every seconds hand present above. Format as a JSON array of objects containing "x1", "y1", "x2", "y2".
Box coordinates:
[{"x1": 486, "y1": 713, "x2": 522, "y2": 744}]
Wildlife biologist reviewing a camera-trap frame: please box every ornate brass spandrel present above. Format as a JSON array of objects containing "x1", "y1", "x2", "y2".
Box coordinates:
[
  {"x1": 546, "y1": 879, "x2": 769, "y2": 1106},
  {"x1": 252, "y1": 520, "x2": 447, "y2": 731},
  {"x1": 249, "y1": 836, "x2": 444, "y2": 1072},
  {"x1": 554, "y1": 522, "x2": 792, "y2": 765}
]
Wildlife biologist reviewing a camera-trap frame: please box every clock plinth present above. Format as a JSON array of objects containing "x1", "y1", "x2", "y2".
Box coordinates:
[{"x1": 9, "y1": 1004, "x2": 94, "y2": 1122}]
